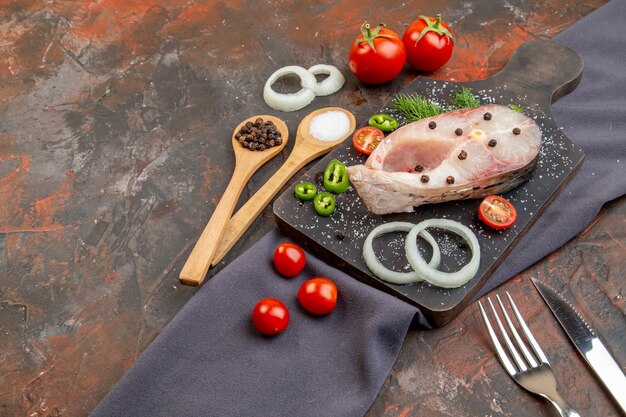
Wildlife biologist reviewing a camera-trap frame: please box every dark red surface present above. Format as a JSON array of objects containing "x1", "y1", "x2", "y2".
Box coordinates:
[{"x1": 1, "y1": 1, "x2": 621, "y2": 416}]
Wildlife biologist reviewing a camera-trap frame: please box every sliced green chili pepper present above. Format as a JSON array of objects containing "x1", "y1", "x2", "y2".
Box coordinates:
[
  {"x1": 367, "y1": 113, "x2": 399, "y2": 132},
  {"x1": 323, "y1": 159, "x2": 350, "y2": 194},
  {"x1": 294, "y1": 181, "x2": 317, "y2": 201},
  {"x1": 508, "y1": 104, "x2": 522, "y2": 113},
  {"x1": 313, "y1": 192, "x2": 336, "y2": 216}
]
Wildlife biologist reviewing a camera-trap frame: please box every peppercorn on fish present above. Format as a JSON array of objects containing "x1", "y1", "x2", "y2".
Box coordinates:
[{"x1": 347, "y1": 104, "x2": 541, "y2": 215}]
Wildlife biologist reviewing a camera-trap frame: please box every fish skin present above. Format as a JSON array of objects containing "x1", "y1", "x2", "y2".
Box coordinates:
[{"x1": 347, "y1": 104, "x2": 541, "y2": 215}]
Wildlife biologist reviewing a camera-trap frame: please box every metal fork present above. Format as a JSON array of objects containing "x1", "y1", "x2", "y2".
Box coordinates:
[{"x1": 479, "y1": 292, "x2": 581, "y2": 417}]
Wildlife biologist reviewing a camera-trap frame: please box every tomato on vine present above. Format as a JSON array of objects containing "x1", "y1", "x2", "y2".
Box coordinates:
[
  {"x1": 402, "y1": 14, "x2": 454, "y2": 72},
  {"x1": 348, "y1": 22, "x2": 406, "y2": 85}
]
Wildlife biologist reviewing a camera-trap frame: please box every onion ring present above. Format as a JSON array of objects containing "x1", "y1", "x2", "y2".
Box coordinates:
[
  {"x1": 307, "y1": 64, "x2": 345, "y2": 96},
  {"x1": 263, "y1": 66, "x2": 317, "y2": 112},
  {"x1": 405, "y1": 219, "x2": 480, "y2": 289},
  {"x1": 363, "y1": 222, "x2": 441, "y2": 285}
]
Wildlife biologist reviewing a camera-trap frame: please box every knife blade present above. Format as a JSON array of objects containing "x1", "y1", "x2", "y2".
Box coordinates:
[{"x1": 531, "y1": 278, "x2": 626, "y2": 414}]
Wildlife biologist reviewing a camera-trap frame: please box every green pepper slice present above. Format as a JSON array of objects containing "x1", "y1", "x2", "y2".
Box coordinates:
[
  {"x1": 367, "y1": 113, "x2": 399, "y2": 132},
  {"x1": 323, "y1": 159, "x2": 350, "y2": 194},
  {"x1": 313, "y1": 192, "x2": 336, "y2": 216},
  {"x1": 294, "y1": 181, "x2": 317, "y2": 201}
]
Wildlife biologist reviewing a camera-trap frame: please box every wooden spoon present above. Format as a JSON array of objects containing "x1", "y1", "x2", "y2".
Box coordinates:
[
  {"x1": 179, "y1": 115, "x2": 289, "y2": 286},
  {"x1": 210, "y1": 107, "x2": 356, "y2": 267}
]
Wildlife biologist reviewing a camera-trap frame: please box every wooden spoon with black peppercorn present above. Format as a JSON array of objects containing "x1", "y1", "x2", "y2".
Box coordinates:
[
  {"x1": 179, "y1": 115, "x2": 288, "y2": 286},
  {"x1": 210, "y1": 107, "x2": 356, "y2": 267}
]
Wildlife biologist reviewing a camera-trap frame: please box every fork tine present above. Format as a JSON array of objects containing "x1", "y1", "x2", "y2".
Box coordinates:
[
  {"x1": 487, "y1": 297, "x2": 528, "y2": 372},
  {"x1": 506, "y1": 291, "x2": 549, "y2": 364},
  {"x1": 479, "y1": 300, "x2": 517, "y2": 376},
  {"x1": 496, "y1": 294, "x2": 538, "y2": 368}
]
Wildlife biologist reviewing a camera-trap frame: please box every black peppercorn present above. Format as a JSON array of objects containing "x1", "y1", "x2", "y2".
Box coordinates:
[
  {"x1": 513, "y1": 127, "x2": 521, "y2": 135},
  {"x1": 458, "y1": 150, "x2": 468, "y2": 160},
  {"x1": 414, "y1": 164, "x2": 424, "y2": 172},
  {"x1": 236, "y1": 118, "x2": 284, "y2": 151},
  {"x1": 428, "y1": 121, "x2": 437, "y2": 129},
  {"x1": 455, "y1": 128, "x2": 463, "y2": 136},
  {"x1": 488, "y1": 139, "x2": 497, "y2": 147},
  {"x1": 446, "y1": 176, "x2": 455, "y2": 184},
  {"x1": 336, "y1": 230, "x2": 346, "y2": 240},
  {"x1": 421, "y1": 175, "x2": 429, "y2": 183},
  {"x1": 483, "y1": 112, "x2": 492, "y2": 121}
]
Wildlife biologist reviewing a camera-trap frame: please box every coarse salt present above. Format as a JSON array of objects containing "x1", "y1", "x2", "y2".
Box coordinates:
[{"x1": 309, "y1": 110, "x2": 350, "y2": 142}]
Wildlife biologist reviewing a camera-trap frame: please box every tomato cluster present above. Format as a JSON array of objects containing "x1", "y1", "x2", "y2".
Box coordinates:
[
  {"x1": 348, "y1": 15, "x2": 454, "y2": 85},
  {"x1": 252, "y1": 243, "x2": 338, "y2": 336}
]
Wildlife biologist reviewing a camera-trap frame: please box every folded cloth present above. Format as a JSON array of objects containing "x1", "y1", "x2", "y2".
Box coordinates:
[
  {"x1": 91, "y1": 1, "x2": 626, "y2": 416},
  {"x1": 479, "y1": 0, "x2": 626, "y2": 295},
  {"x1": 90, "y1": 232, "x2": 417, "y2": 417}
]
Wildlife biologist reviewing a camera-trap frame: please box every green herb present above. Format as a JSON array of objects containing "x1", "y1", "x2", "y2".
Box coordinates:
[
  {"x1": 390, "y1": 93, "x2": 443, "y2": 122},
  {"x1": 508, "y1": 103, "x2": 522, "y2": 112},
  {"x1": 450, "y1": 86, "x2": 481, "y2": 109}
]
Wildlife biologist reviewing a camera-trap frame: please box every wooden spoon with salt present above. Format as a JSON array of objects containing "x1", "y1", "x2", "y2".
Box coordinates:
[
  {"x1": 210, "y1": 107, "x2": 356, "y2": 267},
  {"x1": 179, "y1": 115, "x2": 288, "y2": 286}
]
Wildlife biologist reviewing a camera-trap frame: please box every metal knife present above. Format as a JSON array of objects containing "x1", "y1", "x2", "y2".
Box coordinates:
[{"x1": 531, "y1": 278, "x2": 626, "y2": 414}]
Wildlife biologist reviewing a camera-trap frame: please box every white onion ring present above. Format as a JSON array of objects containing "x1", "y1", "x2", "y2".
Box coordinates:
[
  {"x1": 263, "y1": 65, "x2": 317, "y2": 112},
  {"x1": 405, "y1": 219, "x2": 480, "y2": 289},
  {"x1": 307, "y1": 64, "x2": 345, "y2": 96},
  {"x1": 363, "y1": 222, "x2": 441, "y2": 285}
]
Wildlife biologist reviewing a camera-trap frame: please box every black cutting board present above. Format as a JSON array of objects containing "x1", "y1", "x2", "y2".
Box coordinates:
[{"x1": 273, "y1": 40, "x2": 585, "y2": 327}]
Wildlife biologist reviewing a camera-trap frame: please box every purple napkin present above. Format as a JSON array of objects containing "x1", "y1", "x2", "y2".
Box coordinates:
[
  {"x1": 91, "y1": 1, "x2": 626, "y2": 416},
  {"x1": 90, "y1": 233, "x2": 416, "y2": 417},
  {"x1": 479, "y1": 0, "x2": 626, "y2": 295}
]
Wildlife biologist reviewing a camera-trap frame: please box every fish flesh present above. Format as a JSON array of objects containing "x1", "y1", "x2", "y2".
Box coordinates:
[{"x1": 347, "y1": 104, "x2": 541, "y2": 215}]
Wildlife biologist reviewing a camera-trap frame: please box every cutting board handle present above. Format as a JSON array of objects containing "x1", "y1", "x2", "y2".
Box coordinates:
[{"x1": 492, "y1": 40, "x2": 583, "y2": 103}]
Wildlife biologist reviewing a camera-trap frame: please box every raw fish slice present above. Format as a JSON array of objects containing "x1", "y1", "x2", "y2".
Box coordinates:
[{"x1": 347, "y1": 104, "x2": 541, "y2": 215}]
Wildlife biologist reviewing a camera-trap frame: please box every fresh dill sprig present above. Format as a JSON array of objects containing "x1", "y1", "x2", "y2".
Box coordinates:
[
  {"x1": 390, "y1": 93, "x2": 443, "y2": 122},
  {"x1": 450, "y1": 86, "x2": 481, "y2": 109}
]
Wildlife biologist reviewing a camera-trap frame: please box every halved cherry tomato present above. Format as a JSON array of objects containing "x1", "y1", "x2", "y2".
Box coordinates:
[
  {"x1": 478, "y1": 195, "x2": 517, "y2": 229},
  {"x1": 273, "y1": 242, "x2": 306, "y2": 277},
  {"x1": 352, "y1": 126, "x2": 384, "y2": 155},
  {"x1": 297, "y1": 277, "x2": 338, "y2": 315},
  {"x1": 252, "y1": 298, "x2": 289, "y2": 336}
]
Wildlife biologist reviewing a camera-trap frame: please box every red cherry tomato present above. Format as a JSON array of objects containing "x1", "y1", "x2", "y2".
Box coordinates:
[
  {"x1": 348, "y1": 22, "x2": 406, "y2": 85},
  {"x1": 297, "y1": 277, "x2": 338, "y2": 315},
  {"x1": 352, "y1": 126, "x2": 384, "y2": 155},
  {"x1": 273, "y1": 242, "x2": 306, "y2": 277},
  {"x1": 478, "y1": 195, "x2": 518, "y2": 229},
  {"x1": 252, "y1": 298, "x2": 289, "y2": 336},
  {"x1": 402, "y1": 14, "x2": 454, "y2": 72}
]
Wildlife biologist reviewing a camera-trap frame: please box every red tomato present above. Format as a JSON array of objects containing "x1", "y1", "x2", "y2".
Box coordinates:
[
  {"x1": 348, "y1": 22, "x2": 406, "y2": 85},
  {"x1": 478, "y1": 195, "x2": 518, "y2": 229},
  {"x1": 298, "y1": 277, "x2": 338, "y2": 315},
  {"x1": 252, "y1": 298, "x2": 289, "y2": 336},
  {"x1": 352, "y1": 126, "x2": 384, "y2": 155},
  {"x1": 402, "y1": 14, "x2": 454, "y2": 72},
  {"x1": 274, "y1": 242, "x2": 306, "y2": 277}
]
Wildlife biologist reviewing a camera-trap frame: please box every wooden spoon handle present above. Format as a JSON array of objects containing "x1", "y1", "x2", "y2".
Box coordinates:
[
  {"x1": 180, "y1": 164, "x2": 252, "y2": 286},
  {"x1": 211, "y1": 143, "x2": 328, "y2": 266}
]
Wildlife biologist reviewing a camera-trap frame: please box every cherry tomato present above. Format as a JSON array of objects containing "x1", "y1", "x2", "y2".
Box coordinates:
[
  {"x1": 402, "y1": 14, "x2": 454, "y2": 72},
  {"x1": 352, "y1": 126, "x2": 384, "y2": 155},
  {"x1": 273, "y1": 242, "x2": 306, "y2": 277},
  {"x1": 348, "y1": 22, "x2": 406, "y2": 85},
  {"x1": 252, "y1": 298, "x2": 289, "y2": 336},
  {"x1": 297, "y1": 277, "x2": 338, "y2": 315},
  {"x1": 478, "y1": 195, "x2": 518, "y2": 229}
]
